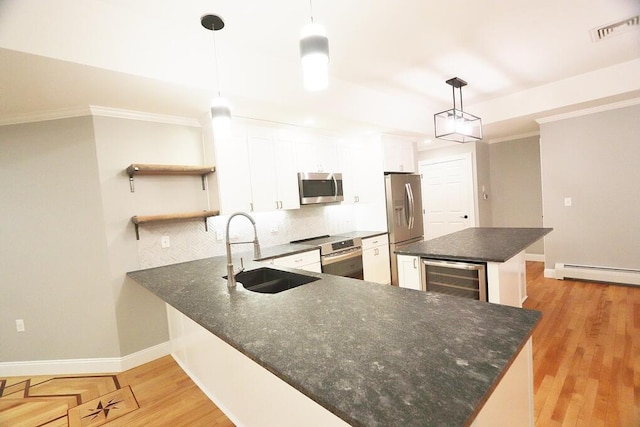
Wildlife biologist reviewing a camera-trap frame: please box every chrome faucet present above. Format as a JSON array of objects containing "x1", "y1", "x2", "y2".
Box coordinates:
[{"x1": 225, "y1": 212, "x2": 261, "y2": 288}]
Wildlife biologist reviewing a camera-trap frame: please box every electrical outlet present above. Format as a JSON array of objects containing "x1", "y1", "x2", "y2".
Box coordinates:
[
  {"x1": 16, "y1": 319, "x2": 25, "y2": 332},
  {"x1": 270, "y1": 224, "x2": 279, "y2": 233},
  {"x1": 216, "y1": 230, "x2": 224, "y2": 241},
  {"x1": 161, "y1": 236, "x2": 170, "y2": 248}
]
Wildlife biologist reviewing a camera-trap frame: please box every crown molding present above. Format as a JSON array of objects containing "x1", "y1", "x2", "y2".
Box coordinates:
[
  {"x1": 89, "y1": 106, "x2": 201, "y2": 127},
  {"x1": 0, "y1": 106, "x2": 92, "y2": 126},
  {"x1": 0, "y1": 106, "x2": 201, "y2": 127},
  {"x1": 488, "y1": 131, "x2": 540, "y2": 144},
  {"x1": 536, "y1": 97, "x2": 640, "y2": 124}
]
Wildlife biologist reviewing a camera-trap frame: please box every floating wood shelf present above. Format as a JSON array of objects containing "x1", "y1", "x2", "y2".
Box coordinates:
[
  {"x1": 126, "y1": 164, "x2": 215, "y2": 192},
  {"x1": 131, "y1": 210, "x2": 220, "y2": 240}
]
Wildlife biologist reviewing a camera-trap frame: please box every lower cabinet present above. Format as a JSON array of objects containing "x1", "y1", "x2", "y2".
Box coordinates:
[
  {"x1": 397, "y1": 254, "x2": 422, "y2": 290},
  {"x1": 265, "y1": 249, "x2": 321, "y2": 273},
  {"x1": 362, "y1": 234, "x2": 391, "y2": 285}
]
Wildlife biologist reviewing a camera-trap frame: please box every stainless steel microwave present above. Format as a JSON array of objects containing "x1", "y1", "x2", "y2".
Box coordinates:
[{"x1": 298, "y1": 172, "x2": 344, "y2": 205}]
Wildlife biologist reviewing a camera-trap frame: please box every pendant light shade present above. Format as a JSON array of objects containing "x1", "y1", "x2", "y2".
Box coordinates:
[
  {"x1": 201, "y1": 14, "x2": 231, "y2": 134},
  {"x1": 299, "y1": 4, "x2": 329, "y2": 91},
  {"x1": 210, "y1": 96, "x2": 231, "y2": 129},
  {"x1": 434, "y1": 77, "x2": 482, "y2": 143}
]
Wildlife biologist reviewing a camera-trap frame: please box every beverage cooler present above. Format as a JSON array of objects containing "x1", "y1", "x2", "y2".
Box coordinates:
[{"x1": 421, "y1": 259, "x2": 487, "y2": 302}]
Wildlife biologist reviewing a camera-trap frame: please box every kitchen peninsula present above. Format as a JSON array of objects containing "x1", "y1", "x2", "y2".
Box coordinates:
[
  {"x1": 128, "y1": 253, "x2": 541, "y2": 426},
  {"x1": 395, "y1": 227, "x2": 552, "y2": 307}
]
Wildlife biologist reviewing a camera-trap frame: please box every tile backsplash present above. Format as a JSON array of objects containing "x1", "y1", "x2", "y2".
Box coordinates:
[{"x1": 137, "y1": 204, "x2": 356, "y2": 269}]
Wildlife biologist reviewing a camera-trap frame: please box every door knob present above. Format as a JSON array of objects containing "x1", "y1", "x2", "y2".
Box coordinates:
[{"x1": 460, "y1": 215, "x2": 468, "y2": 219}]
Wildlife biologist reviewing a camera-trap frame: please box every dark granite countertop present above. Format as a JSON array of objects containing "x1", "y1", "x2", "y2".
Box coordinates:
[
  {"x1": 248, "y1": 231, "x2": 388, "y2": 262},
  {"x1": 128, "y1": 256, "x2": 540, "y2": 426},
  {"x1": 252, "y1": 243, "x2": 319, "y2": 261},
  {"x1": 336, "y1": 230, "x2": 388, "y2": 240},
  {"x1": 396, "y1": 227, "x2": 552, "y2": 263}
]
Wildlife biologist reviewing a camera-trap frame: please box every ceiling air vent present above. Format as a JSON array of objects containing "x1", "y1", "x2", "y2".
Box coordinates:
[{"x1": 591, "y1": 15, "x2": 639, "y2": 42}]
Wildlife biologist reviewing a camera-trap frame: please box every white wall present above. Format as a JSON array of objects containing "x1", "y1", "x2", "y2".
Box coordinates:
[{"x1": 539, "y1": 104, "x2": 640, "y2": 270}]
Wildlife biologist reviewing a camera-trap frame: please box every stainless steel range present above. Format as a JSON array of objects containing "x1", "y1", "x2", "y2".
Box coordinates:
[{"x1": 291, "y1": 235, "x2": 363, "y2": 279}]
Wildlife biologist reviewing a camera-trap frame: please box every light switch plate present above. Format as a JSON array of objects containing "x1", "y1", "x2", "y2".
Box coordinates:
[
  {"x1": 564, "y1": 197, "x2": 572, "y2": 207},
  {"x1": 161, "y1": 236, "x2": 170, "y2": 248}
]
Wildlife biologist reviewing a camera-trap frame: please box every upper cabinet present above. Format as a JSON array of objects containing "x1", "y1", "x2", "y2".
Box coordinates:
[
  {"x1": 214, "y1": 123, "x2": 301, "y2": 214},
  {"x1": 382, "y1": 135, "x2": 416, "y2": 173},
  {"x1": 247, "y1": 130, "x2": 300, "y2": 212},
  {"x1": 338, "y1": 140, "x2": 383, "y2": 205},
  {"x1": 214, "y1": 131, "x2": 253, "y2": 213},
  {"x1": 295, "y1": 135, "x2": 339, "y2": 173}
]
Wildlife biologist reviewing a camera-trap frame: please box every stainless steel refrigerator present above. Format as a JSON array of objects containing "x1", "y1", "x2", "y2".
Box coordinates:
[{"x1": 385, "y1": 173, "x2": 424, "y2": 286}]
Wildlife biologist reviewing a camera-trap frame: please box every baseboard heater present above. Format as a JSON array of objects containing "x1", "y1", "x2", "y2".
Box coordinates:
[{"x1": 555, "y1": 263, "x2": 640, "y2": 286}]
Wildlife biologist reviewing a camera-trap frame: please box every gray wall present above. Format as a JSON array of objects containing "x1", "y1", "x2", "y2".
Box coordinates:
[
  {"x1": 489, "y1": 136, "x2": 544, "y2": 254},
  {"x1": 0, "y1": 117, "x2": 121, "y2": 360},
  {"x1": 539, "y1": 104, "x2": 640, "y2": 270},
  {"x1": 0, "y1": 114, "x2": 213, "y2": 362}
]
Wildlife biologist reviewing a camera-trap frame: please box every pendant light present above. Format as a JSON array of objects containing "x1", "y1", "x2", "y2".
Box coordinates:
[
  {"x1": 434, "y1": 77, "x2": 482, "y2": 143},
  {"x1": 201, "y1": 14, "x2": 231, "y2": 133},
  {"x1": 299, "y1": 1, "x2": 329, "y2": 91}
]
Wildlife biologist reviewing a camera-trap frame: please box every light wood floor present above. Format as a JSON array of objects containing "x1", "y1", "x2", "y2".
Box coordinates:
[
  {"x1": 2, "y1": 262, "x2": 638, "y2": 426},
  {"x1": 524, "y1": 261, "x2": 640, "y2": 426},
  {"x1": 0, "y1": 355, "x2": 233, "y2": 426}
]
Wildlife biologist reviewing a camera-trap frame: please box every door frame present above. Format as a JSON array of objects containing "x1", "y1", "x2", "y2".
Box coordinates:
[{"x1": 418, "y1": 152, "x2": 477, "y2": 238}]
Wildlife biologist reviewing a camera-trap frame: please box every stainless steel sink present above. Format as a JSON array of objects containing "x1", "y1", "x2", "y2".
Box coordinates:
[{"x1": 223, "y1": 267, "x2": 320, "y2": 294}]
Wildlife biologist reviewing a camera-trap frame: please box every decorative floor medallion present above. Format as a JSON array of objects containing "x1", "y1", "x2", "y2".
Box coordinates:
[
  {"x1": 68, "y1": 386, "x2": 138, "y2": 427},
  {"x1": 0, "y1": 375, "x2": 139, "y2": 426}
]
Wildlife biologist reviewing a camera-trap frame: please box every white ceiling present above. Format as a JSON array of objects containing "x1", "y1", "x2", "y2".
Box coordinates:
[{"x1": 1, "y1": 0, "x2": 639, "y2": 145}]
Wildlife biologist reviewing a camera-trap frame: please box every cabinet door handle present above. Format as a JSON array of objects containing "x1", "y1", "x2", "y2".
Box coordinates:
[
  {"x1": 374, "y1": 248, "x2": 379, "y2": 256},
  {"x1": 250, "y1": 202, "x2": 254, "y2": 212},
  {"x1": 280, "y1": 201, "x2": 283, "y2": 209},
  {"x1": 413, "y1": 258, "x2": 418, "y2": 269},
  {"x1": 276, "y1": 201, "x2": 279, "y2": 209}
]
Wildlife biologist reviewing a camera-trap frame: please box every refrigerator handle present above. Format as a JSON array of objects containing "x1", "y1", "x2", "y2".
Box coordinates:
[{"x1": 405, "y1": 182, "x2": 415, "y2": 229}]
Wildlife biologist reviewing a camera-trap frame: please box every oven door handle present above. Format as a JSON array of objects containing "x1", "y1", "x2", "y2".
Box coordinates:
[{"x1": 322, "y1": 249, "x2": 362, "y2": 266}]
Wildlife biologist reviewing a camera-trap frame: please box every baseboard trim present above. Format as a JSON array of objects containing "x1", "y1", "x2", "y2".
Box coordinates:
[
  {"x1": 0, "y1": 341, "x2": 170, "y2": 377},
  {"x1": 525, "y1": 253, "x2": 545, "y2": 262}
]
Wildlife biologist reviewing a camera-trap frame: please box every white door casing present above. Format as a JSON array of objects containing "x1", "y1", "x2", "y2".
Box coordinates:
[{"x1": 419, "y1": 153, "x2": 476, "y2": 240}]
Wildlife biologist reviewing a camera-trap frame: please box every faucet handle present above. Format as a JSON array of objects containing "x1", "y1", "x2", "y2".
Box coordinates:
[{"x1": 235, "y1": 257, "x2": 245, "y2": 275}]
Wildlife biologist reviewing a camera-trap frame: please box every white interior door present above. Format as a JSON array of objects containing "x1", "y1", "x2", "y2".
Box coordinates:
[{"x1": 419, "y1": 154, "x2": 475, "y2": 239}]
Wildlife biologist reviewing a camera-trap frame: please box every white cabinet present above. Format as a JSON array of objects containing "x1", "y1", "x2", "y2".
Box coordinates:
[
  {"x1": 214, "y1": 131, "x2": 253, "y2": 213},
  {"x1": 247, "y1": 132, "x2": 300, "y2": 212},
  {"x1": 362, "y1": 234, "x2": 391, "y2": 284},
  {"x1": 266, "y1": 249, "x2": 321, "y2": 273},
  {"x1": 382, "y1": 135, "x2": 416, "y2": 173},
  {"x1": 295, "y1": 135, "x2": 338, "y2": 173},
  {"x1": 397, "y1": 254, "x2": 422, "y2": 290},
  {"x1": 338, "y1": 141, "x2": 384, "y2": 205}
]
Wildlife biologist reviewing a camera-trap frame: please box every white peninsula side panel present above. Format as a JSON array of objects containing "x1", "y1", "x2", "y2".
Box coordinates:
[
  {"x1": 471, "y1": 339, "x2": 534, "y2": 427},
  {"x1": 487, "y1": 250, "x2": 527, "y2": 308},
  {"x1": 166, "y1": 304, "x2": 349, "y2": 427}
]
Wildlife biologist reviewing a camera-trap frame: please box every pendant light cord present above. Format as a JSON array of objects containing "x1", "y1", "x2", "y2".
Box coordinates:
[{"x1": 212, "y1": 32, "x2": 222, "y2": 97}]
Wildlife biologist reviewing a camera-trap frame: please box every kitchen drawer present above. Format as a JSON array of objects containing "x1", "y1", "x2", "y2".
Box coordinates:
[
  {"x1": 361, "y1": 234, "x2": 389, "y2": 251},
  {"x1": 268, "y1": 249, "x2": 321, "y2": 269}
]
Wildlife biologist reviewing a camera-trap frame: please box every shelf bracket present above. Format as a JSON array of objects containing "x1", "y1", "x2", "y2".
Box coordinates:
[
  {"x1": 201, "y1": 175, "x2": 206, "y2": 191},
  {"x1": 204, "y1": 218, "x2": 209, "y2": 232},
  {"x1": 134, "y1": 223, "x2": 140, "y2": 240},
  {"x1": 129, "y1": 175, "x2": 135, "y2": 192}
]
